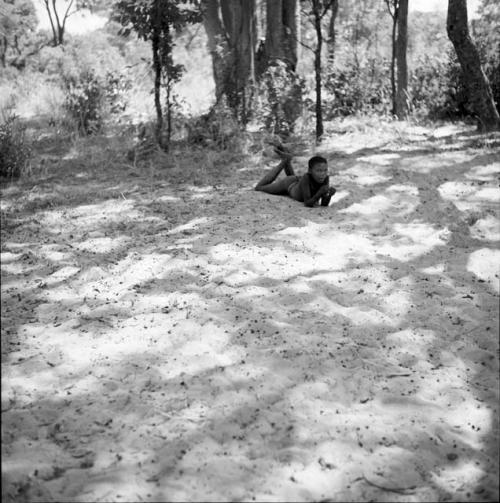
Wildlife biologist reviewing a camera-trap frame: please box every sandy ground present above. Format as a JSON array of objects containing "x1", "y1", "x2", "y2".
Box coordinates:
[{"x1": 1, "y1": 121, "x2": 499, "y2": 502}]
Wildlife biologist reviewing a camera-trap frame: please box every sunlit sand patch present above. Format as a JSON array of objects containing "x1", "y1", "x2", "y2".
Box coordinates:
[
  {"x1": 439, "y1": 181, "x2": 500, "y2": 211},
  {"x1": 0, "y1": 261, "x2": 39, "y2": 275},
  {"x1": 157, "y1": 194, "x2": 182, "y2": 202},
  {"x1": 431, "y1": 460, "x2": 487, "y2": 494},
  {"x1": 467, "y1": 248, "x2": 500, "y2": 292},
  {"x1": 209, "y1": 242, "x2": 317, "y2": 280},
  {"x1": 341, "y1": 184, "x2": 419, "y2": 218},
  {"x1": 343, "y1": 163, "x2": 392, "y2": 185},
  {"x1": 420, "y1": 263, "x2": 446, "y2": 275},
  {"x1": 431, "y1": 124, "x2": 471, "y2": 138},
  {"x1": 304, "y1": 295, "x2": 396, "y2": 326},
  {"x1": 469, "y1": 214, "x2": 500, "y2": 241},
  {"x1": 107, "y1": 252, "x2": 178, "y2": 286},
  {"x1": 0, "y1": 251, "x2": 23, "y2": 263},
  {"x1": 167, "y1": 216, "x2": 211, "y2": 235},
  {"x1": 359, "y1": 153, "x2": 401, "y2": 165},
  {"x1": 328, "y1": 189, "x2": 349, "y2": 205},
  {"x1": 465, "y1": 162, "x2": 500, "y2": 181},
  {"x1": 275, "y1": 223, "x2": 378, "y2": 266},
  {"x1": 45, "y1": 265, "x2": 81, "y2": 285},
  {"x1": 377, "y1": 222, "x2": 449, "y2": 261},
  {"x1": 341, "y1": 194, "x2": 394, "y2": 215},
  {"x1": 379, "y1": 286, "x2": 412, "y2": 318},
  {"x1": 75, "y1": 236, "x2": 131, "y2": 253}
]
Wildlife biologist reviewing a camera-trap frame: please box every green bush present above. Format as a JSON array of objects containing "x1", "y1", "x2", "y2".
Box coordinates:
[
  {"x1": 410, "y1": 55, "x2": 451, "y2": 118},
  {"x1": 323, "y1": 60, "x2": 391, "y2": 118},
  {"x1": 0, "y1": 114, "x2": 31, "y2": 179},
  {"x1": 253, "y1": 60, "x2": 305, "y2": 136},
  {"x1": 63, "y1": 69, "x2": 105, "y2": 135}
]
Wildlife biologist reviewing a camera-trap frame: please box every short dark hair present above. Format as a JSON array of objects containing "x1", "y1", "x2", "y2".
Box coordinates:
[{"x1": 308, "y1": 155, "x2": 327, "y2": 171}]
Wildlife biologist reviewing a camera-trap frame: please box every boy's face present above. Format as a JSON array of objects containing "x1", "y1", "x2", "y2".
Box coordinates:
[{"x1": 310, "y1": 162, "x2": 328, "y2": 183}]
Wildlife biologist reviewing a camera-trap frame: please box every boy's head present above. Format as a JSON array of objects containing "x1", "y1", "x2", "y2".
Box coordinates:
[{"x1": 308, "y1": 155, "x2": 328, "y2": 183}]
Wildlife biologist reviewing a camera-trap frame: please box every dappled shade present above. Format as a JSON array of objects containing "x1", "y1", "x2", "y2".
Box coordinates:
[{"x1": 1, "y1": 122, "x2": 499, "y2": 502}]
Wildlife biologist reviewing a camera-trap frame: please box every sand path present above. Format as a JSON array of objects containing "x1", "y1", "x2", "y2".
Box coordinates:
[{"x1": 1, "y1": 121, "x2": 499, "y2": 502}]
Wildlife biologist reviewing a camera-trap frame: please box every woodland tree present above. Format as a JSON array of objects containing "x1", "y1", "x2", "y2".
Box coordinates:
[
  {"x1": 447, "y1": 0, "x2": 499, "y2": 130},
  {"x1": 113, "y1": 0, "x2": 201, "y2": 146},
  {"x1": 0, "y1": 0, "x2": 38, "y2": 67},
  {"x1": 385, "y1": 0, "x2": 408, "y2": 119},
  {"x1": 40, "y1": 0, "x2": 96, "y2": 46},
  {"x1": 263, "y1": 0, "x2": 298, "y2": 71},
  {"x1": 302, "y1": 0, "x2": 337, "y2": 140},
  {"x1": 202, "y1": 0, "x2": 256, "y2": 121},
  {"x1": 326, "y1": 0, "x2": 338, "y2": 67}
]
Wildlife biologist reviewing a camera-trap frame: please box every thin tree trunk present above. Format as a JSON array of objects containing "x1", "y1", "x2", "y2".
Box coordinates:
[
  {"x1": 447, "y1": 0, "x2": 499, "y2": 130},
  {"x1": 0, "y1": 36, "x2": 6, "y2": 67},
  {"x1": 313, "y1": 1, "x2": 323, "y2": 140},
  {"x1": 386, "y1": 1, "x2": 398, "y2": 116},
  {"x1": 151, "y1": 25, "x2": 163, "y2": 143},
  {"x1": 395, "y1": 0, "x2": 408, "y2": 118},
  {"x1": 326, "y1": 0, "x2": 339, "y2": 67},
  {"x1": 43, "y1": 0, "x2": 58, "y2": 46}
]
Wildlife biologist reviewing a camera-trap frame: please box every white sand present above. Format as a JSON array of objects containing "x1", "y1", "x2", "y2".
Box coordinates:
[{"x1": 1, "y1": 123, "x2": 499, "y2": 502}]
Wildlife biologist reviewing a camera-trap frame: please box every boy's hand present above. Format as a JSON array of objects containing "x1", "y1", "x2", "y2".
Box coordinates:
[
  {"x1": 327, "y1": 187, "x2": 336, "y2": 197},
  {"x1": 317, "y1": 185, "x2": 329, "y2": 196}
]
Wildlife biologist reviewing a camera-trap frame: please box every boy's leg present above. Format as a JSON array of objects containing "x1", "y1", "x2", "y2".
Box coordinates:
[
  {"x1": 274, "y1": 147, "x2": 295, "y2": 176},
  {"x1": 255, "y1": 175, "x2": 299, "y2": 195},
  {"x1": 283, "y1": 158, "x2": 295, "y2": 176},
  {"x1": 255, "y1": 159, "x2": 288, "y2": 190}
]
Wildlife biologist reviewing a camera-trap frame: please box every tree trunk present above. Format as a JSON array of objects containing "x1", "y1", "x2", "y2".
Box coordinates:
[
  {"x1": 202, "y1": 0, "x2": 256, "y2": 119},
  {"x1": 326, "y1": 0, "x2": 339, "y2": 67},
  {"x1": 283, "y1": 0, "x2": 298, "y2": 70},
  {"x1": 264, "y1": 0, "x2": 297, "y2": 70},
  {"x1": 151, "y1": 24, "x2": 163, "y2": 143},
  {"x1": 202, "y1": 0, "x2": 231, "y2": 103},
  {"x1": 1, "y1": 36, "x2": 7, "y2": 67},
  {"x1": 386, "y1": 0, "x2": 398, "y2": 116},
  {"x1": 395, "y1": 0, "x2": 408, "y2": 119},
  {"x1": 313, "y1": 1, "x2": 323, "y2": 140},
  {"x1": 221, "y1": 0, "x2": 255, "y2": 118},
  {"x1": 43, "y1": 0, "x2": 58, "y2": 46},
  {"x1": 447, "y1": 0, "x2": 499, "y2": 130}
]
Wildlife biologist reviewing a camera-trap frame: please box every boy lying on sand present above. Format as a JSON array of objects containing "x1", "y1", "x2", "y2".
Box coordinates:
[{"x1": 255, "y1": 146, "x2": 336, "y2": 207}]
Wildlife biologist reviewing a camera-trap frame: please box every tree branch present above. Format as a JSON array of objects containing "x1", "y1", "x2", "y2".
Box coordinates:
[
  {"x1": 320, "y1": 0, "x2": 336, "y2": 20},
  {"x1": 385, "y1": 0, "x2": 396, "y2": 20},
  {"x1": 51, "y1": 0, "x2": 62, "y2": 33},
  {"x1": 42, "y1": 0, "x2": 57, "y2": 44},
  {"x1": 62, "y1": 0, "x2": 75, "y2": 28}
]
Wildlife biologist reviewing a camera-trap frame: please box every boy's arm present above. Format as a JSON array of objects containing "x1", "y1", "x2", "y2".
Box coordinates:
[
  {"x1": 302, "y1": 176, "x2": 330, "y2": 207},
  {"x1": 320, "y1": 187, "x2": 336, "y2": 206}
]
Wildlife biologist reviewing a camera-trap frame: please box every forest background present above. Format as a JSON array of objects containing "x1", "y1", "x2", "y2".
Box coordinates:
[{"x1": 0, "y1": 0, "x2": 499, "y2": 172}]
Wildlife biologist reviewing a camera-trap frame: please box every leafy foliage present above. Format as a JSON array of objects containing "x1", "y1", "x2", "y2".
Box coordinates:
[
  {"x1": 62, "y1": 67, "x2": 132, "y2": 134},
  {"x1": 254, "y1": 61, "x2": 305, "y2": 136},
  {"x1": 112, "y1": 0, "x2": 202, "y2": 146},
  {"x1": 323, "y1": 60, "x2": 391, "y2": 118},
  {"x1": 63, "y1": 69, "x2": 104, "y2": 134},
  {"x1": 0, "y1": 0, "x2": 40, "y2": 68},
  {"x1": 471, "y1": 0, "x2": 500, "y2": 112},
  {"x1": 40, "y1": 0, "x2": 98, "y2": 46},
  {"x1": 0, "y1": 114, "x2": 31, "y2": 178}
]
